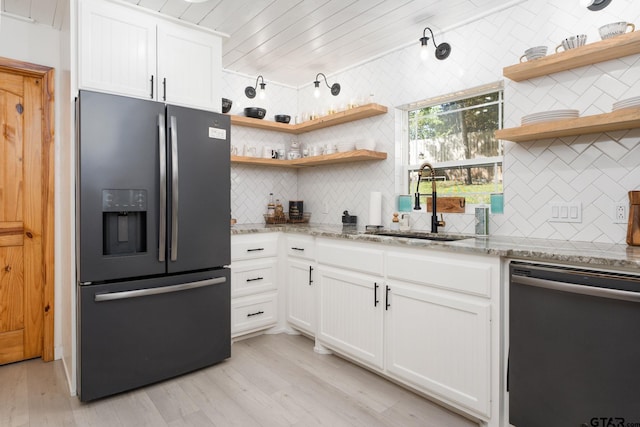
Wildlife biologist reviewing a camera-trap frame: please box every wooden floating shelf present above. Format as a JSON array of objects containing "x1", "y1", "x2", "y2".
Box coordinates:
[
  {"x1": 229, "y1": 103, "x2": 388, "y2": 134},
  {"x1": 231, "y1": 150, "x2": 387, "y2": 168},
  {"x1": 495, "y1": 107, "x2": 640, "y2": 143},
  {"x1": 503, "y1": 30, "x2": 640, "y2": 82}
]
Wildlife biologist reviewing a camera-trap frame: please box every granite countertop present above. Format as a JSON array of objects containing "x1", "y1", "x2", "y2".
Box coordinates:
[{"x1": 231, "y1": 223, "x2": 640, "y2": 271}]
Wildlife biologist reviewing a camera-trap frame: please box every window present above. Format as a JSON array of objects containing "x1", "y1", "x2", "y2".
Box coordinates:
[{"x1": 404, "y1": 86, "x2": 503, "y2": 206}]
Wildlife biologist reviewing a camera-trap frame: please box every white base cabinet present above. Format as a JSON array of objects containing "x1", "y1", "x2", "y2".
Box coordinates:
[
  {"x1": 285, "y1": 235, "x2": 316, "y2": 335},
  {"x1": 385, "y1": 281, "x2": 491, "y2": 416},
  {"x1": 313, "y1": 237, "x2": 499, "y2": 423},
  {"x1": 231, "y1": 234, "x2": 279, "y2": 338},
  {"x1": 316, "y1": 267, "x2": 384, "y2": 369}
]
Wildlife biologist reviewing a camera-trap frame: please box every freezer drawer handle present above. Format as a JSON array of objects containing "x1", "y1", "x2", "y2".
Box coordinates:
[
  {"x1": 513, "y1": 274, "x2": 640, "y2": 303},
  {"x1": 158, "y1": 114, "x2": 167, "y2": 262},
  {"x1": 94, "y1": 277, "x2": 226, "y2": 302},
  {"x1": 170, "y1": 115, "x2": 179, "y2": 262}
]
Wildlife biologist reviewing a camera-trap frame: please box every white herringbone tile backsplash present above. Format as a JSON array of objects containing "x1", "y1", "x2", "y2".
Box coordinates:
[{"x1": 227, "y1": 0, "x2": 640, "y2": 244}]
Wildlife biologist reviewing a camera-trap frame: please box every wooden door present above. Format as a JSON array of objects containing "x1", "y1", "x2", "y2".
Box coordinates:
[{"x1": 0, "y1": 58, "x2": 54, "y2": 364}]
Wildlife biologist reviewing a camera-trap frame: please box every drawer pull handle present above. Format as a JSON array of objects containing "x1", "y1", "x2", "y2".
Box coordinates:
[
  {"x1": 247, "y1": 248, "x2": 264, "y2": 252},
  {"x1": 385, "y1": 285, "x2": 391, "y2": 310},
  {"x1": 291, "y1": 247, "x2": 305, "y2": 251},
  {"x1": 247, "y1": 310, "x2": 264, "y2": 317},
  {"x1": 246, "y1": 277, "x2": 264, "y2": 282}
]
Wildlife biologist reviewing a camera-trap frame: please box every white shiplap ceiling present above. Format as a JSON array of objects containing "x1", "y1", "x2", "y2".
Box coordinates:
[{"x1": 2, "y1": 0, "x2": 521, "y2": 86}]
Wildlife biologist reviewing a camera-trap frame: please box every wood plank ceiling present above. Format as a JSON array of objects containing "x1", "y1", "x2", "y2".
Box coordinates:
[{"x1": 2, "y1": 0, "x2": 521, "y2": 86}]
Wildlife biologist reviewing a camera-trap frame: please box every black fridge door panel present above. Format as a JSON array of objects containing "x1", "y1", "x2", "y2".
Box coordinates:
[
  {"x1": 78, "y1": 269, "x2": 231, "y2": 401},
  {"x1": 166, "y1": 105, "x2": 230, "y2": 273},
  {"x1": 77, "y1": 91, "x2": 166, "y2": 282}
]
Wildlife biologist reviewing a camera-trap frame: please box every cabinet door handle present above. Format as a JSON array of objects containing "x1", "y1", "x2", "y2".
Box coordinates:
[
  {"x1": 247, "y1": 248, "x2": 264, "y2": 252},
  {"x1": 162, "y1": 77, "x2": 167, "y2": 101},
  {"x1": 150, "y1": 75, "x2": 154, "y2": 99},
  {"x1": 246, "y1": 277, "x2": 264, "y2": 282},
  {"x1": 247, "y1": 310, "x2": 264, "y2": 317},
  {"x1": 308, "y1": 266, "x2": 313, "y2": 285},
  {"x1": 374, "y1": 282, "x2": 379, "y2": 307},
  {"x1": 291, "y1": 247, "x2": 305, "y2": 251},
  {"x1": 385, "y1": 285, "x2": 391, "y2": 310}
]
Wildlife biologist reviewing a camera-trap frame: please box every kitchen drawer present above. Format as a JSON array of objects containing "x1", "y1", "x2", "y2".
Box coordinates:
[
  {"x1": 286, "y1": 235, "x2": 315, "y2": 260},
  {"x1": 316, "y1": 239, "x2": 384, "y2": 276},
  {"x1": 231, "y1": 259, "x2": 277, "y2": 297},
  {"x1": 386, "y1": 249, "x2": 498, "y2": 298},
  {"x1": 231, "y1": 291, "x2": 278, "y2": 337},
  {"x1": 231, "y1": 233, "x2": 279, "y2": 261}
]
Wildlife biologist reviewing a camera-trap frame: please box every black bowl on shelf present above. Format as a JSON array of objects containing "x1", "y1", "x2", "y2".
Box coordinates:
[
  {"x1": 244, "y1": 107, "x2": 266, "y2": 119},
  {"x1": 222, "y1": 98, "x2": 232, "y2": 113},
  {"x1": 275, "y1": 114, "x2": 291, "y2": 123}
]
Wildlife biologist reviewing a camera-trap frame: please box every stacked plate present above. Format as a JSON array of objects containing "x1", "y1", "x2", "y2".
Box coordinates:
[
  {"x1": 612, "y1": 96, "x2": 640, "y2": 111},
  {"x1": 521, "y1": 109, "x2": 579, "y2": 125}
]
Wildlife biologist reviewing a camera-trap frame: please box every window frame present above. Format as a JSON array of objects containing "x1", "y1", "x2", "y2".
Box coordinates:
[{"x1": 398, "y1": 82, "x2": 504, "y2": 213}]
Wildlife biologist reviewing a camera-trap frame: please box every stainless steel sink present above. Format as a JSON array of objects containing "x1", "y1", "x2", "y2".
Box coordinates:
[{"x1": 368, "y1": 231, "x2": 472, "y2": 242}]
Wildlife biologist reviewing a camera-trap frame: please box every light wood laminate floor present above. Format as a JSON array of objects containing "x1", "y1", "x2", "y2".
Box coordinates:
[{"x1": 0, "y1": 333, "x2": 479, "y2": 427}]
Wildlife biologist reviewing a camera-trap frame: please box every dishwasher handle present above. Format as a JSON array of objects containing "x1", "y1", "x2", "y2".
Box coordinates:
[
  {"x1": 94, "y1": 277, "x2": 226, "y2": 302},
  {"x1": 512, "y1": 274, "x2": 640, "y2": 303}
]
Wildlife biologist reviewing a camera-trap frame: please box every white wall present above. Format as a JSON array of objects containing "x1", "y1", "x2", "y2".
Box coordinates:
[{"x1": 227, "y1": 0, "x2": 640, "y2": 244}]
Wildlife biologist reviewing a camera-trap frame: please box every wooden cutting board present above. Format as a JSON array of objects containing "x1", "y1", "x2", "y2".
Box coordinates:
[{"x1": 425, "y1": 197, "x2": 466, "y2": 213}]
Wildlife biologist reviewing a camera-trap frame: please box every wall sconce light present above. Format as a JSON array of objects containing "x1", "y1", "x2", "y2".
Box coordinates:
[
  {"x1": 313, "y1": 73, "x2": 341, "y2": 98},
  {"x1": 419, "y1": 27, "x2": 451, "y2": 61},
  {"x1": 579, "y1": 0, "x2": 612, "y2": 10},
  {"x1": 245, "y1": 75, "x2": 266, "y2": 99}
]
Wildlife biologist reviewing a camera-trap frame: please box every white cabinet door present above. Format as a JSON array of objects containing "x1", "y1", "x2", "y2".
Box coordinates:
[
  {"x1": 385, "y1": 281, "x2": 491, "y2": 417},
  {"x1": 157, "y1": 22, "x2": 221, "y2": 112},
  {"x1": 79, "y1": 0, "x2": 156, "y2": 99},
  {"x1": 286, "y1": 259, "x2": 315, "y2": 335},
  {"x1": 317, "y1": 267, "x2": 384, "y2": 369}
]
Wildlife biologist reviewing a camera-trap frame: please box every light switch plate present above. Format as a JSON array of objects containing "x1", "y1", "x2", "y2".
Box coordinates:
[{"x1": 549, "y1": 202, "x2": 582, "y2": 223}]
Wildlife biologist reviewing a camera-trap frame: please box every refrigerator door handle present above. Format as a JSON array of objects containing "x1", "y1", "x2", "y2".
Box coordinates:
[
  {"x1": 170, "y1": 115, "x2": 179, "y2": 261},
  {"x1": 158, "y1": 114, "x2": 167, "y2": 262},
  {"x1": 94, "y1": 277, "x2": 227, "y2": 302}
]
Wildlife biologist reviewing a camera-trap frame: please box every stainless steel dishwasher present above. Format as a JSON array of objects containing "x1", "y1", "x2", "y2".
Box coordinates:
[{"x1": 509, "y1": 261, "x2": 640, "y2": 427}]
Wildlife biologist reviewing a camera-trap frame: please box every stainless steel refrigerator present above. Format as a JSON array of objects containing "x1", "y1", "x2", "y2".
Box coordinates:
[{"x1": 76, "y1": 90, "x2": 231, "y2": 401}]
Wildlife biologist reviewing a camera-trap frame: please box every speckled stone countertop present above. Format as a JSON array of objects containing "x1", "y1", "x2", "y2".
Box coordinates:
[{"x1": 231, "y1": 223, "x2": 640, "y2": 271}]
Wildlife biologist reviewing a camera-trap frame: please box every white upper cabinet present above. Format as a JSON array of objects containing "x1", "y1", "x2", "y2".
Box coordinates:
[
  {"x1": 157, "y1": 22, "x2": 221, "y2": 111},
  {"x1": 78, "y1": 0, "x2": 222, "y2": 112},
  {"x1": 79, "y1": 0, "x2": 156, "y2": 99}
]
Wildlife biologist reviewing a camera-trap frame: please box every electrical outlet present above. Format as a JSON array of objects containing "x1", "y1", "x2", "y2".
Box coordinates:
[{"x1": 614, "y1": 203, "x2": 627, "y2": 224}]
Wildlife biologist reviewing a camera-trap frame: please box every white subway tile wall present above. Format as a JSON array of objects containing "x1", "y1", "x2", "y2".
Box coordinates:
[{"x1": 226, "y1": 0, "x2": 640, "y2": 244}]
